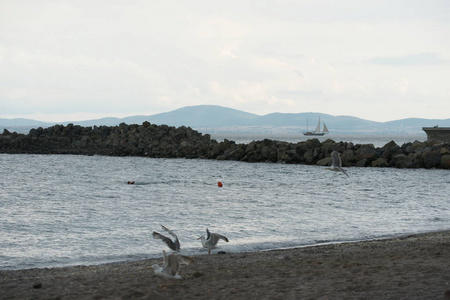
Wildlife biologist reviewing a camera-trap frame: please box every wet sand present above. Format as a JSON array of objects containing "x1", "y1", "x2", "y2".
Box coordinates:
[{"x1": 1, "y1": 231, "x2": 449, "y2": 300}]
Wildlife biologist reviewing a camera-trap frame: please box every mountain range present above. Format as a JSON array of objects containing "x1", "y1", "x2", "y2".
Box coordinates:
[{"x1": 1, "y1": 105, "x2": 449, "y2": 135}]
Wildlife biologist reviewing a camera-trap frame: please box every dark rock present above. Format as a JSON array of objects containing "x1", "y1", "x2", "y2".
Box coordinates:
[
  {"x1": 441, "y1": 155, "x2": 450, "y2": 168},
  {"x1": 341, "y1": 150, "x2": 356, "y2": 166},
  {"x1": 191, "y1": 272, "x2": 204, "y2": 278},
  {"x1": 423, "y1": 150, "x2": 442, "y2": 168},
  {"x1": 355, "y1": 158, "x2": 369, "y2": 167},
  {"x1": 33, "y1": 283, "x2": 43, "y2": 289},
  {"x1": 382, "y1": 140, "x2": 398, "y2": 149},
  {"x1": 372, "y1": 158, "x2": 389, "y2": 167},
  {"x1": 316, "y1": 157, "x2": 331, "y2": 166},
  {"x1": 355, "y1": 144, "x2": 377, "y2": 161}
]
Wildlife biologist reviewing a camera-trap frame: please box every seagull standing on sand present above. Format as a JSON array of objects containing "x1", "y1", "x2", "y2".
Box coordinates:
[
  {"x1": 326, "y1": 150, "x2": 350, "y2": 177},
  {"x1": 197, "y1": 228, "x2": 229, "y2": 254},
  {"x1": 149, "y1": 250, "x2": 194, "y2": 280},
  {"x1": 152, "y1": 225, "x2": 180, "y2": 251}
]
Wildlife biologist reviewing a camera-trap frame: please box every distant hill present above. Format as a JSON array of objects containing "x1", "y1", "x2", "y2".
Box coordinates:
[
  {"x1": 1, "y1": 105, "x2": 449, "y2": 135},
  {"x1": 122, "y1": 105, "x2": 260, "y2": 127},
  {"x1": 0, "y1": 118, "x2": 51, "y2": 127}
]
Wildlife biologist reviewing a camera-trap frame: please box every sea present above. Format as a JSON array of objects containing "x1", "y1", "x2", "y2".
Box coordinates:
[{"x1": 1, "y1": 133, "x2": 449, "y2": 270}]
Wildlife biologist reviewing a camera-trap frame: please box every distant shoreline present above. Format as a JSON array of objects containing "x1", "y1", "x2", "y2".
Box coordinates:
[{"x1": 1, "y1": 104, "x2": 448, "y2": 136}]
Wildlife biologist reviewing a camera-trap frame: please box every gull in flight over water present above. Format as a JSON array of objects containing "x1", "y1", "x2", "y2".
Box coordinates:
[
  {"x1": 152, "y1": 225, "x2": 180, "y2": 251},
  {"x1": 197, "y1": 228, "x2": 229, "y2": 254},
  {"x1": 326, "y1": 150, "x2": 349, "y2": 177},
  {"x1": 149, "y1": 250, "x2": 194, "y2": 280}
]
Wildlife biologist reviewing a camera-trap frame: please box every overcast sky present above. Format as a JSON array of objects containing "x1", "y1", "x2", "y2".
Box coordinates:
[{"x1": 1, "y1": 0, "x2": 449, "y2": 122}]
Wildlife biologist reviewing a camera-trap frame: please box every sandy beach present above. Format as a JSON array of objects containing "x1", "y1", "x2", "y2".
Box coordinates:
[{"x1": 1, "y1": 231, "x2": 449, "y2": 300}]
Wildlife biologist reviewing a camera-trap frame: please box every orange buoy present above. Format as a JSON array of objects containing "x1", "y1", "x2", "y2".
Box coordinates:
[{"x1": 217, "y1": 181, "x2": 223, "y2": 187}]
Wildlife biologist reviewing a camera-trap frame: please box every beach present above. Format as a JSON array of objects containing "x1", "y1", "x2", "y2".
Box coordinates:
[{"x1": 1, "y1": 231, "x2": 449, "y2": 300}]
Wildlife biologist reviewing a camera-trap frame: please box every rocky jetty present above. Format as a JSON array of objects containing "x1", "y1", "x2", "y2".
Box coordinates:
[{"x1": 1, "y1": 122, "x2": 449, "y2": 169}]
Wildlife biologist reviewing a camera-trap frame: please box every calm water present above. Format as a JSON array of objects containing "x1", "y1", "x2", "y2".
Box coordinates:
[{"x1": 1, "y1": 152, "x2": 449, "y2": 270}]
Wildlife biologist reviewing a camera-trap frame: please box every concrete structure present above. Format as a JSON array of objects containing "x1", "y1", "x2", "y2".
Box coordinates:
[{"x1": 422, "y1": 126, "x2": 450, "y2": 143}]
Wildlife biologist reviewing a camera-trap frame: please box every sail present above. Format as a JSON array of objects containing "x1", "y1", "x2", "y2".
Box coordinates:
[
  {"x1": 323, "y1": 123, "x2": 329, "y2": 133},
  {"x1": 314, "y1": 118, "x2": 321, "y2": 133}
]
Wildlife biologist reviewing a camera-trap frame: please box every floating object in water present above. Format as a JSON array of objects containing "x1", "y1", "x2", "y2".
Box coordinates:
[
  {"x1": 127, "y1": 181, "x2": 135, "y2": 184},
  {"x1": 217, "y1": 181, "x2": 223, "y2": 187},
  {"x1": 152, "y1": 225, "x2": 181, "y2": 251},
  {"x1": 325, "y1": 151, "x2": 349, "y2": 177},
  {"x1": 197, "y1": 228, "x2": 229, "y2": 254},
  {"x1": 149, "y1": 250, "x2": 194, "y2": 280}
]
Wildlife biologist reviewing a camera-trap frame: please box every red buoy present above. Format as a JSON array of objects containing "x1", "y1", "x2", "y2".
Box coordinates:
[{"x1": 217, "y1": 181, "x2": 223, "y2": 187}]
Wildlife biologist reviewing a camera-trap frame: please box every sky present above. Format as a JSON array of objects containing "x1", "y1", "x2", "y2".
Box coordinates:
[{"x1": 0, "y1": 0, "x2": 449, "y2": 123}]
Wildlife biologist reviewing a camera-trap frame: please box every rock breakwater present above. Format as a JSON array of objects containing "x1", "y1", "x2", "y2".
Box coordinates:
[{"x1": 1, "y1": 122, "x2": 449, "y2": 169}]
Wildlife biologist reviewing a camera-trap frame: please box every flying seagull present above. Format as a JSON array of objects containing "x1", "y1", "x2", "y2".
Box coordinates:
[
  {"x1": 152, "y1": 225, "x2": 180, "y2": 251},
  {"x1": 197, "y1": 228, "x2": 229, "y2": 254},
  {"x1": 326, "y1": 150, "x2": 350, "y2": 177},
  {"x1": 149, "y1": 250, "x2": 194, "y2": 280}
]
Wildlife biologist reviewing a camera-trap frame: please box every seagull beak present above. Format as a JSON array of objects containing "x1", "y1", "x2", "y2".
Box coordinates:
[{"x1": 148, "y1": 266, "x2": 153, "y2": 269}]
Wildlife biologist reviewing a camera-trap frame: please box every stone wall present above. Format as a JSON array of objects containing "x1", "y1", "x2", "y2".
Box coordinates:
[
  {"x1": 423, "y1": 127, "x2": 450, "y2": 144},
  {"x1": 1, "y1": 122, "x2": 449, "y2": 169}
]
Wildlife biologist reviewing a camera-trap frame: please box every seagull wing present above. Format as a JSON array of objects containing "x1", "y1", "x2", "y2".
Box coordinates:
[
  {"x1": 331, "y1": 151, "x2": 349, "y2": 177},
  {"x1": 177, "y1": 255, "x2": 195, "y2": 265},
  {"x1": 167, "y1": 254, "x2": 180, "y2": 275},
  {"x1": 152, "y1": 231, "x2": 179, "y2": 251},
  {"x1": 331, "y1": 151, "x2": 342, "y2": 168},
  {"x1": 217, "y1": 234, "x2": 229, "y2": 243},
  {"x1": 162, "y1": 250, "x2": 168, "y2": 267},
  {"x1": 161, "y1": 225, "x2": 180, "y2": 251},
  {"x1": 337, "y1": 167, "x2": 350, "y2": 177},
  {"x1": 161, "y1": 225, "x2": 177, "y2": 238},
  {"x1": 209, "y1": 233, "x2": 229, "y2": 245}
]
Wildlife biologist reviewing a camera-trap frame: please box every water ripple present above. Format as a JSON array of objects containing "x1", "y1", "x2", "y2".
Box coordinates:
[{"x1": 0, "y1": 154, "x2": 449, "y2": 270}]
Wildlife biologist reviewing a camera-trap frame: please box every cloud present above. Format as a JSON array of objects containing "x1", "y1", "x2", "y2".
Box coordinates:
[
  {"x1": 0, "y1": 1, "x2": 449, "y2": 122},
  {"x1": 369, "y1": 53, "x2": 446, "y2": 66}
]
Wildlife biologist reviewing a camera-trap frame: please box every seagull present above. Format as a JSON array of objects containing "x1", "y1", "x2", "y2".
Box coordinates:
[
  {"x1": 149, "y1": 250, "x2": 194, "y2": 280},
  {"x1": 326, "y1": 150, "x2": 350, "y2": 177},
  {"x1": 152, "y1": 225, "x2": 180, "y2": 251},
  {"x1": 197, "y1": 228, "x2": 229, "y2": 254}
]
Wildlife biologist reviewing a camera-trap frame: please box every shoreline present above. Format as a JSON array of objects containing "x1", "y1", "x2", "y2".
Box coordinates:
[
  {"x1": 1, "y1": 230, "x2": 449, "y2": 299},
  {"x1": 2, "y1": 230, "x2": 443, "y2": 272}
]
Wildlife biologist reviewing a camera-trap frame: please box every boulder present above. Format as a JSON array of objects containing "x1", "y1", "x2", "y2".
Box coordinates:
[
  {"x1": 316, "y1": 157, "x2": 332, "y2": 166},
  {"x1": 355, "y1": 144, "x2": 377, "y2": 161},
  {"x1": 355, "y1": 158, "x2": 369, "y2": 167},
  {"x1": 441, "y1": 154, "x2": 450, "y2": 169},
  {"x1": 372, "y1": 158, "x2": 389, "y2": 168},
  {"x1": 423, "y1": 150, "x2": 442, "y2": 169}
]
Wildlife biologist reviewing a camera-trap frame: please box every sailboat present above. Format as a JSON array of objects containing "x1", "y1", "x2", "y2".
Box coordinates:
[{"x1": 303, "y1": 117, "x2": 329, "y2": 136}]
